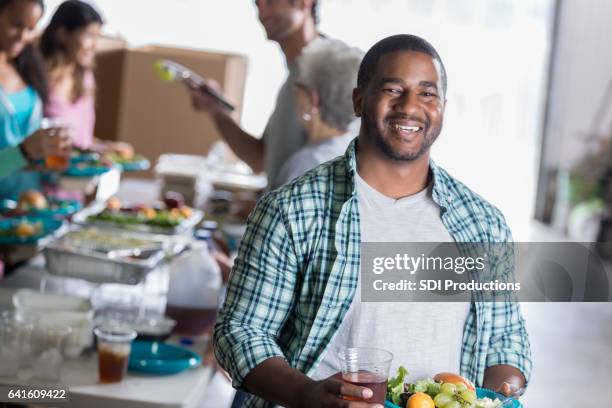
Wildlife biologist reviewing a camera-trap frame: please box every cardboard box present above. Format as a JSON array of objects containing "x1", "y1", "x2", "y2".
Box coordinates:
[{"x1": 94, "y1": 44, "x2": 248, "y2": 177}]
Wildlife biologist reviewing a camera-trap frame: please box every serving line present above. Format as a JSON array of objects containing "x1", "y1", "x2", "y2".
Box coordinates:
[{"x1": 0, "y1": 259, "x2": 213, "y2": 408}]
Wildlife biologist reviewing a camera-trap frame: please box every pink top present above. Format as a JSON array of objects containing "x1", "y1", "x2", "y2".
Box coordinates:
[{"x1": 45, "y1": 71, "x2": 96, "y2": 149}]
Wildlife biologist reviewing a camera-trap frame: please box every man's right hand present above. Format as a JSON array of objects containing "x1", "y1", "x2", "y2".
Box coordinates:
[
  {"x1": 296, "y1": 374, "x2": 383, "y2": 408},
  {"x1": 187, "y1": 79, "x2": 228, "y2": 115}
]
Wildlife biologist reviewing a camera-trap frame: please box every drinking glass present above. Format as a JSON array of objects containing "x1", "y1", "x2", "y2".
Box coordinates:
[{"x1": 41, "y1": 117, "x2": 71, "y2": 171}]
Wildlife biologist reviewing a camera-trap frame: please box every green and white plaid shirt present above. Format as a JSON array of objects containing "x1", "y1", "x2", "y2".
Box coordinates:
[{"x1": 214, "y1": 139, "x2": 532, "y2": 408}]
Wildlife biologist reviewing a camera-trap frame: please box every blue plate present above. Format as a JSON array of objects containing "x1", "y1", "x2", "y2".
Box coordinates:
[
  {"x1": 70, "y1": 152, "x2": 100, "y2": 164},
  {"x1": 0, "y1": 199, "x2": 81, "y2": 218},
  {"x1": 64, "y1": 163, "x2": 112, "y2": 177},
  {"x1": 385, "y1": 387, "x2": 522, "y2": 408},
  {"x1": 119, "y1": 158, "x2": 150, "y2": 172},
  {"x1": 0, "y1": 216, "x2": 64, "y2": 245},
  {"x1": 128, "y1": 341, "x2": 201, "y2": 375},
  {"x1": 35, "y1": 199, "x2": 82, "y2": 217}
]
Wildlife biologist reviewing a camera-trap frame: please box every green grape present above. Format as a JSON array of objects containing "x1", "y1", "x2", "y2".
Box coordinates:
[
  {"x1": 440, "y1": 383, "x2": 457, "y2": 396},
  {"x1": 443, "y1": 401, "x2": 461, "y2": 408},
  {"x1": 433, "y1": 393, "x2": 453, "y2": 407},
  {"x1": 427, "y1": 381, "x2": 441, "y2": 397},
  {"x1": 460, "y1": 390, "x2": 476, "y2": 404},
  {"x1": 455, "y1": 382, "x2": 468, "y2": 392}
]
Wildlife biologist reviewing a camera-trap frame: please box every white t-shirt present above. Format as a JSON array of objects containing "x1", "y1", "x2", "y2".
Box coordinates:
[
  {"x1": 273, "y1": 133, "x2": 355, "y2": 188},
  {"x1": 311, "y1": 172, "x2": 470, "y2": 382}
]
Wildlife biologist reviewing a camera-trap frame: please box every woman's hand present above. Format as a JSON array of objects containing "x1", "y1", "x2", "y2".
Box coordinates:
[{"x1": 22, "y1": 128, "x2": 72, "y2": 161}]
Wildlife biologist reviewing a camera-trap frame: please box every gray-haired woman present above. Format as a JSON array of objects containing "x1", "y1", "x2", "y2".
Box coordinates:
[{"x1": 273, "y1": 40, "x2": 364, "y2": 188}]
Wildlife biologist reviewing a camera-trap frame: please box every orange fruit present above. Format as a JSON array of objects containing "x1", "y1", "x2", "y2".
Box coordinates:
[
  {"x1": 433, "y1": 372, "x2": 475, "y2": 391},
  {"x1": 15, "y1": 222, "x2": 35, "y2": 238},
  {"x1": 106, "y1": 197, "x2": 121, "y2": 211},
  {"x1": 178, "y1": 206, "x2": 193, "y2": 218},
  {"x1": 406, "y1": 392, "x2": 435, "y2": 408},
  {"x1": 141, "y1": 207, "x2": 157, "y2": 219}
]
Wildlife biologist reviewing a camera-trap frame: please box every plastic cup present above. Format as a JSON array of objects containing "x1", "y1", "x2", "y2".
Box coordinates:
[
  {"x1": 0, "y1": 315, "x2": 20, "y2": 377},
  {"x1": 94, "y1": 325, "x2": 137, "y2": 384},
  {"x1": 32, "y1": 324, "x2": 72, "y2": 381},
  {"x1": 41, "y1": 117, "x2": 71, "y2": 171},
  {"x1": 0, "y1": 311, "x2": 38, "y2": 371},
  {"x1": 338, "y1": 347, "x2": 393, "y2": 404}
]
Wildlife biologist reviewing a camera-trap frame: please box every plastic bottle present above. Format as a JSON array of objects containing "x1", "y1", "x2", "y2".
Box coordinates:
[{"x1": 165, "y1": 231, "x2": 222, "y2": 336}]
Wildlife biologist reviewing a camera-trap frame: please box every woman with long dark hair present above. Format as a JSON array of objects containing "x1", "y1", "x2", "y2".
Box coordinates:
[
  {"x1": 0, "y1": 0, "x2": 70, "y2": 197},
  {"x1": 40, "y1": 0, "x2": 130, "y2": 156},
  {"x1": 40, "y1": 0, "x2": 100, "y2": 149}
]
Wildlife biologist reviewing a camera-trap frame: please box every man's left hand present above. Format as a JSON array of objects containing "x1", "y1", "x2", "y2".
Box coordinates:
[{"x1": 483, "y1": 364, "x2": 526, "y2": 397}]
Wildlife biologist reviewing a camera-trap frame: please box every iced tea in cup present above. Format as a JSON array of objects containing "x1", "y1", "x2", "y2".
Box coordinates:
[
  {"x1": 338, "y1": 347, "x2": 393, "y2": 404},
  {"x1": 41, "y1": 118, "x2": 72, "y2": 170},
  {"x1": 94, "y1": 325, "x2": 137, "y2": 384}
]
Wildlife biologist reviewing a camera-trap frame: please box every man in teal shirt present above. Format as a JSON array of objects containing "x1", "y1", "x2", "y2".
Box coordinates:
[{"x1": 214, "y1": 35, "x2": 531, "y2": 408}]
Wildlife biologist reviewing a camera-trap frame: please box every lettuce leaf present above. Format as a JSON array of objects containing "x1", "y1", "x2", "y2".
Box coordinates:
[{"x1": 387, "y1": 366, "x2": 408, "y2": 405}]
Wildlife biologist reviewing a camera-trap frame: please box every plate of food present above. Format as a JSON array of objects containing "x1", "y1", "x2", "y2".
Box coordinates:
[
  {"x1": 69, "y1": 148, "x2": 100, "y2": 164},
  {"x1": 0, "y1": 216, "x2": 64, "y2": 245},
  {"x1": 103, "y1": 152, "x2": 150, "y2": 172},
  {"x1": 0, "y1": 191, "x2": 81, "y2": 218},
  {"x1": 80, "y1": 193, "x2": 203, "y2": 235},
  {"x1": 64, "y1": 159, "x2": 114, "y2": 177},
  {"x1": 71, "y1": 148, "x2": 150, "y2": 171},
  {"x1": 385, "y1": 367, "x2": 522, "y2": 408}
]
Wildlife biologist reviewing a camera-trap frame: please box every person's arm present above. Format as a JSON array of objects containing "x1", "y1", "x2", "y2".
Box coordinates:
[
  {"x1": 189, "y1": 83, "x2": 264, "y2": 173},
  {"x1": 243, "y1": 357, "x2": 381, "y2": 408},
  {"x1": 483, "y1": 220, "x2": 532, "y2": 396},
  {"x1": 0, "y1": 129, "x2": 73, "y2": 177},
  {"x1": 213, "y1": 191, "x2": 300, "y2": 389},
  {"x1": 212, "y1": 193, "x2": 380, "y2": 408},
  {"x1": 210, "y1": 110, "x2": 264, "y2": 173}
]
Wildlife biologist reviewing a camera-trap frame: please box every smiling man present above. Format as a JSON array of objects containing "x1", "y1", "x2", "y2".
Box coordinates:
[{"x1": 214, "y1": 35, "x2": 532, "y2": 408}]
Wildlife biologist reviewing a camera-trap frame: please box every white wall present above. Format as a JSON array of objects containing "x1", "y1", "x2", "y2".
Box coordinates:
[
  {"x1": 541, "y1": 0, "x2": 612, "y2": 171},
  {"x1": 40, "y1": 0, "x2": 554, "y2": 239}
]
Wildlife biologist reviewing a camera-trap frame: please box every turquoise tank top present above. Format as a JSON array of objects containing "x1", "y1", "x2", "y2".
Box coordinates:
[{"x1": 0, "y1": 86, "x2": 43, "y2": 199}]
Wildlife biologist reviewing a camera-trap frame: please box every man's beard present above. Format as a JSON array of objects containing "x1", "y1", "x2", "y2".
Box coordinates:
[{"x1": 363, "y1": 110, "x2": 441, "y2": 162}]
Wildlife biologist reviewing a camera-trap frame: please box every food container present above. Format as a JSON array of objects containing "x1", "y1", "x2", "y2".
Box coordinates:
[
  {"x1": 13, "y1": 290, "x2": 94, "y2": 358},
  {"x1": 72, "y1": 201, "x2": 204, "y2": 236},
  {"x1": 43, "y1": 226, "x2": 186, "y2": 285},
  {"x1": 95, "y1": 311, "x2": 176, "y2": 342},
  {"x1": 384, "y1": 388, "x2": 523, "y2": 408}
]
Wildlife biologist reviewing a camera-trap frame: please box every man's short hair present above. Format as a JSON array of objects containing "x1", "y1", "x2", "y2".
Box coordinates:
[{"x1": 357, "y1": 34, "x2": 447, "y2": 96}]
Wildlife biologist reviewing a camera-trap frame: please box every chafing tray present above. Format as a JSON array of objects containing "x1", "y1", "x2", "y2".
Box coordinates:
[
  {"x1": 72, "y1": 202, "x2": 204, "y2": 236},
  {"x1": 44, "y1": 226, "x2": 190, "y2": 285}
]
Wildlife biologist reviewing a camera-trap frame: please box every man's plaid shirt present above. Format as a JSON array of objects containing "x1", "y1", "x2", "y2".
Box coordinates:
[{"x1": 214, "y1": 139, "x2": 532, "y2": 408}]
